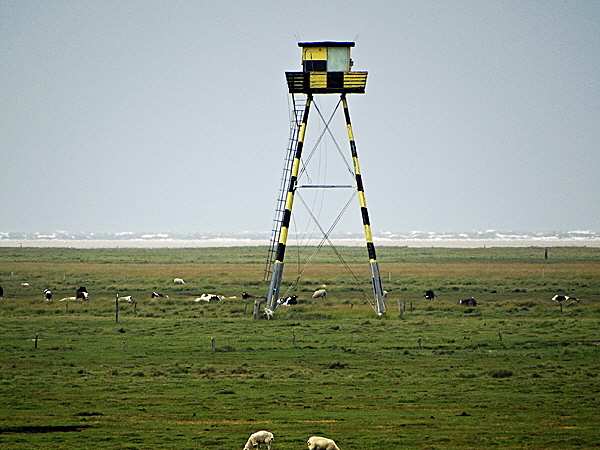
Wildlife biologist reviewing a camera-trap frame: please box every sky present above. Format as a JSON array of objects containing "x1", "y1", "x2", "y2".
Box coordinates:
[{"x1": 1, "y1": 1, "x2": 599, "y2": 235}]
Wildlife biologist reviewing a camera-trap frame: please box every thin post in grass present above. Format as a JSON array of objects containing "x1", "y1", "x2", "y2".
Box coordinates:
[
  {"x1": 397, "y1": 300, "x2": 405, "y2": 320},
  {"x1": 498, "y1": 331, "x2": 503, "y2": 341},
  {"x1": 418, "y1": 336, "x2": 422, "y2": 349},
  {"x1": 65, "y1": 301, "x2": 68, "y2": 314},
  {"x1": 211, "y1": 337, "x2": 216, "y2": 352},
  {"x1": 115, "y1": 294, "x2": 119, "y2": 323},
  {"x1": 292, "y1": 333, "x2": 296, "y2": 348},
  {"x1": 34, "y1": 332, "x2": 38, "y2": 349},
  {"x1": 253, "y1": 300, "x2": 260, "y2": 320}
]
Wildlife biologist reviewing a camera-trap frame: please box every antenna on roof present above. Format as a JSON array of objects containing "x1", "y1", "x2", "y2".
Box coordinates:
[
  {"x1": 294, "y1": 31, "x2": 301, "y2": 42},
  {"x1": 354, "y1": 33, "x2": 360, "y2": 41}
]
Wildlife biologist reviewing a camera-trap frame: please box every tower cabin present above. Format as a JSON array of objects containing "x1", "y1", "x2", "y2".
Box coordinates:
[{"x1": 286, "y1": 41, "x2": 368, "y2": 94}]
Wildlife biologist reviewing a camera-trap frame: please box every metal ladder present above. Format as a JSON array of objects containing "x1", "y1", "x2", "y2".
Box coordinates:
[{"x1": 264, "y1": 94, "x2": 307, "y2": 281}]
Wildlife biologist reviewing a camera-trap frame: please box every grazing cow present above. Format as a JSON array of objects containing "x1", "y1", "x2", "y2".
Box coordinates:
[
  {"x1": 76, "y1": 291, "x2": 89, "y2": 300},
  {"x1": 243, "y1": 430, "x2": 274, "y2": 450},
  {"x1": 44, "y1": 289, "x2": 53, "y2": 301},
  {"x1": 312, "y1": 289, "x2": 327, "y2": 299},
  {"x1": 195, "y1": 294, "x2": 222, "y2": 302},
  {"x1": 242, "y1": 291, "x2": 266, "y2": 300},
  {"x1": 458, "y1": 297, "x2": 477, "y2": 307},
  {"x1": 566, "y1": 297, "x2": 580, "y2": 306},
  {"x1": 424, "y1": 289, "x2": 436, "y2": 300},
  {"x1": 277, "y1": 295, "x2": 298, "y2": 306},
  {"x1": 173, "y1": 278, "x2": 185, "y2": 284},
  {"x1": 151, "y1": 292, "x2": 168, "y2": 298},
  {"x1": 552, "y1": 295, "x2": 579, "y2": 306},
  {"x1": 307, "y1": 436, "x2": 340, "y2": 450},
  {"x1": 119, "y1": 295, "x2": 134, "y2": 303}
]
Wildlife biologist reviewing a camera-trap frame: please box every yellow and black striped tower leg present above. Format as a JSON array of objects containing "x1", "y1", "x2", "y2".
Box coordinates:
[
  {"x1": 341, "y1": 94, "x2": 386, "y2": 315},
  {"x1": 266, "y1": 95, "x2": 314, "y2": 311}
]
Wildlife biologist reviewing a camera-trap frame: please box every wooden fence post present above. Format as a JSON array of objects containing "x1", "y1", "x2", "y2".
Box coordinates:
[
  {"x1": 34, "y1": 333, "x2": 39, "y2": 349},
  {"x1": 253, "y1": 300, "x2": 261, "y2": 320},
  {"x1": 115, "y1": 294, "x2": 119, "y2": 323},
  {"x1": 397, "y1": 300, "x2": 405, "y2": 320},
  {"x1": 211, "y1": 337, "x2": 216, "y2": 352}
]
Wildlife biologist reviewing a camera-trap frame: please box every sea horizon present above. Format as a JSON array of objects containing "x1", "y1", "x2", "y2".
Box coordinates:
[{"x1": 1, "y1": 230, "x2": 598, "y2": 248}]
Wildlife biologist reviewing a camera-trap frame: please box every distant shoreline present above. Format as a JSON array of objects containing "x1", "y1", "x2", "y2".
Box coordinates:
[{"x1": 1, "y1": 238, "x2": 598, "y2": 249}]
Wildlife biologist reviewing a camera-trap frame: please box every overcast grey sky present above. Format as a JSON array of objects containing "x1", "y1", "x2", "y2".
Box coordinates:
[{"x1": 1, "y1": 1, "x2": 599, "y2": 235}]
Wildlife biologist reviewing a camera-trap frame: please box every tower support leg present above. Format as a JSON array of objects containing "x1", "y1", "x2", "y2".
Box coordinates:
[
  {"x1": 341, "y1": 94, "x2": 386, "y2": 315},
  {"x1": 266, "y1": 95, "x2": 313, "y2": 311}
]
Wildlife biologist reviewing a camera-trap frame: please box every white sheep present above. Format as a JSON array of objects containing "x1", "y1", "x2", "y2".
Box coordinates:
[
  {"x1": 243, "y1": 430, "x2": 274, "y2": 450},
  {"x1": 173, "y1": 278, "x2": 185, "y2": 284},
  {"x1": 307, "y1": 436, "x2": 340, "y2": 450},
  {"x1": 312, "y1": 289, "x2": 327, "y2": 299},
  {"x1": 119, "y1": 295, "x2": 134, "y2": 303}
]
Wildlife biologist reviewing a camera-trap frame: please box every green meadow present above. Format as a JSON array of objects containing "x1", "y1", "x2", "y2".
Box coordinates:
[{"x1": 0, "y1": 246, "x2": 599, "y2": 449}]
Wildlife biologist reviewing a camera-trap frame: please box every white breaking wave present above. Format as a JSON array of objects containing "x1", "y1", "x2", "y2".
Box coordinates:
[{"x1": 0, "y1": 230, "x2": 600, "y2": 245}]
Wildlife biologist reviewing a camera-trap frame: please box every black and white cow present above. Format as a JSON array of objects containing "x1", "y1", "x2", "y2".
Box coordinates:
[
  {"x1": 424, "y1": 290, "x2": 436, "y2": 300},
  {"x1": 76, "y1": 286, "x2": 88, "y2": 300},
  {"x1": 277, "y1": 295, "x2": 298, "y2": 306},
  {"x1": 44, "y1": 289, "x2": 53, "y2": 300},
  {"x1": 458, "y1": 297, "x2": 477, "y2": 307},
  {"x1": 242, "y1": 291, "x2": 266, "y2": 300},
  {"x1": 151, "y1": 292, "x2": 168, "y2": 298},
  {"x1": 552, "y1": 295, "x2": 579, "y2": 305}
]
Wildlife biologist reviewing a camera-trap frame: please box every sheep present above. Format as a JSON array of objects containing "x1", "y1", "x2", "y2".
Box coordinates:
[
  {"x1": 119, "y1": 295, "x2": 134, "y2": 303},
  {"x1": 174, "y1": 278, "x2": 185, "y2": 284},
  {"x1": 44, "y1": 289, "x2": 53, "y2": 301},
  {"x1": 243, "y1": 430, "x2": 274, "y2": 450},
  {"x1": 312, "y1": 289, "x2": 327, "y2": 299},
  {"x1": 59, "y1": 297, "x2": 77, "y2": 302},
  {"x1": 307, "y1": 436, "x2": 340, "y2": 450}
]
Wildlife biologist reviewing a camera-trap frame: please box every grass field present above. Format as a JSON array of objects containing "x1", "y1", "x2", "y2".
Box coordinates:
[{"x1": 0, "y1": 246, "x2": 599, "y2": 449}]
